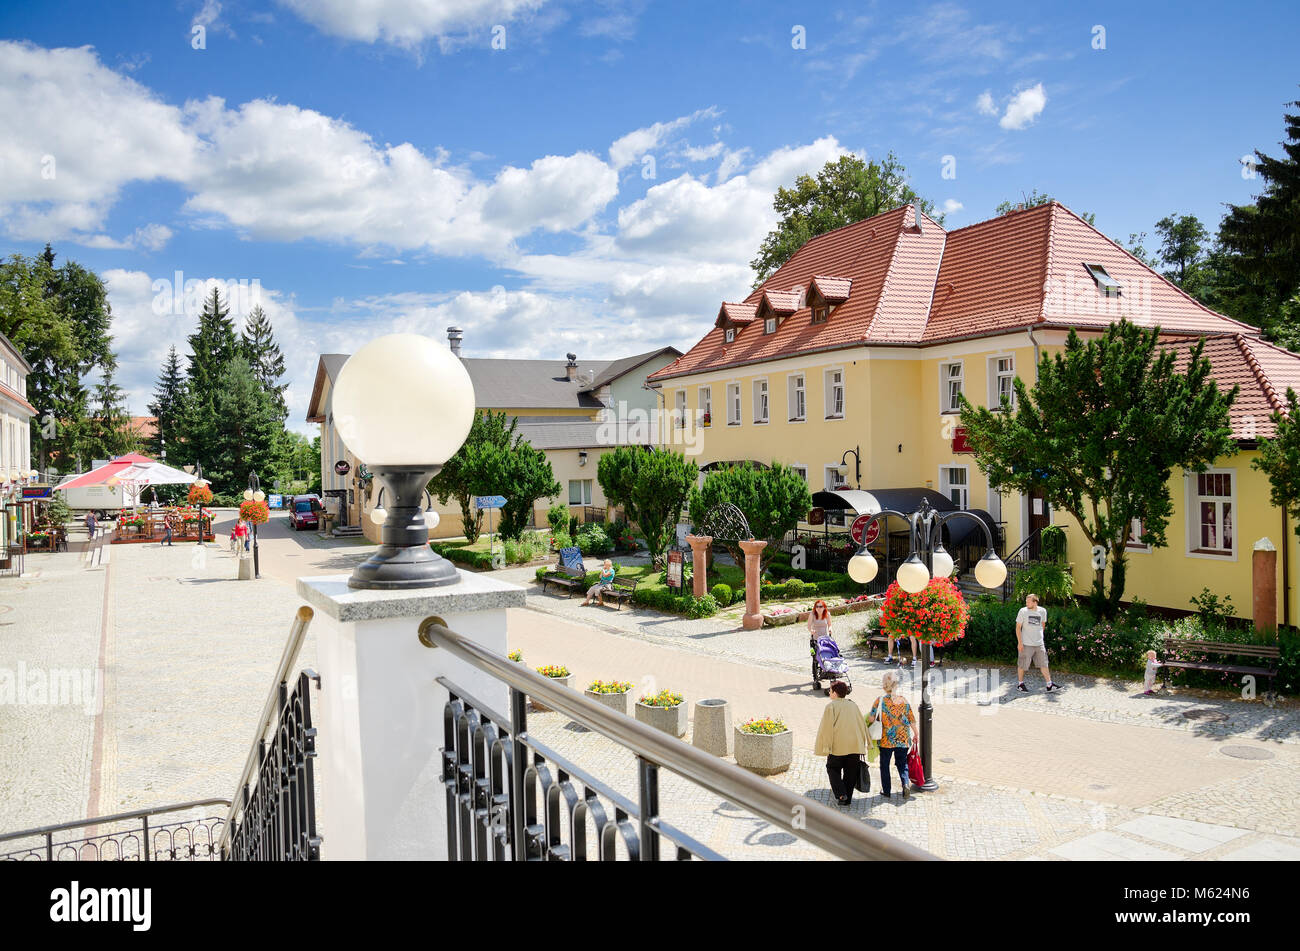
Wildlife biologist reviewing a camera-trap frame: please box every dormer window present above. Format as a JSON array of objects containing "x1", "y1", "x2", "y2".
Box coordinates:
[
  {"x1": 811, "y1": 306, "x2": 828, "y2": 324},
  {"x1": 1086, "y1": 263, "x2": 1121, "y2": 297},
  {"x1": 725, "y1": 328, "x2": 736, "y2": 343},
  {"x1": 765, "y1": 317, "x2": 777, "y2": 334}
]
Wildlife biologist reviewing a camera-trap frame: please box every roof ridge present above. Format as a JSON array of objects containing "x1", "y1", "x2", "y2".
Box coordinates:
[
  {"x1": 1232, "y1": 332, "x2": 1284, "y2": 414},
  {"x1": 862, "y1": 208, "x2": 910, "y2": 339},
  {"x1": 1037, "y1": 202, "x2": 1058, "y2": 322}
]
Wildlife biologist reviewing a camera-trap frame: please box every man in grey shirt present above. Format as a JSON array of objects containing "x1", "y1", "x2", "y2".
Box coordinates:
[{"x1": 1016, "y1": 593, "x2": 1061, "y2": 693}]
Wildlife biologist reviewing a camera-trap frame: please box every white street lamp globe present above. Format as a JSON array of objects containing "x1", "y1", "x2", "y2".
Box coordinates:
[
  {"x1": 28, "y1": 470, "x2": 37, "y2": 481},
  {"x1": 931, "y1": 546, "x2": 955, "y2": 579},
  {"x1": 243, "y1": 489, "x2": 254, "y2": 501},
  {"x1": 369, "y1": 505, "x2": 388, "y2": 525},
  {"x1": 847, "y1": 549, "x2": 878, "y2": 584},
  {"x1": 974, "y1": 551, "x2": 1008, "y2": 589},
  {"x1": 8, "y1": 469, "x2": 18, "y2": 482},
  {"x1": 896, "y1": 554, "x2": 930, "y2": 594},
  {"x1": 331, "y1": 334, "x2": 476, "y2": 466},
  {"x1": 424, "y1": 509, "x2": 440, "y2": 529},
  {"x1": 253, "y1": 490, "x2": 265, "y2": 502}
]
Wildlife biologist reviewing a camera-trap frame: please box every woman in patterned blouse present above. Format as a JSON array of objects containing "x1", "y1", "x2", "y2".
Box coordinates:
[{"x1": 868, "y1": 670, "x2": 917, "y2": 799}]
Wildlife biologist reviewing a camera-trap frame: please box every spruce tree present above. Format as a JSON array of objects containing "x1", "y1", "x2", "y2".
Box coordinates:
[
  {"x1": 147, "y1": 346, "x2": 186, "y2": 461},
  {"x1": 209, "y1": 356, "x2": 283, "y2": 492},
  {"x1": 240, "y1": 305, "x2": 288, "y2": 421},
  {"x1": 87, "y1": 366, "x2": 138, "y2": 460},
  {"x1": 178, "y1": 287, "x2": 239, "y2": 484}
]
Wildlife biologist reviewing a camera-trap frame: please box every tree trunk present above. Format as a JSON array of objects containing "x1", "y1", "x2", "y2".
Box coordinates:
[{"x1": 1106, "y1": 547, "x2": 1129, "y2": 613}]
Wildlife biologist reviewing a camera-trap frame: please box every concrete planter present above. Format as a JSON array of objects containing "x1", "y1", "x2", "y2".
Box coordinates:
[
  {"x1": 635, "y1": 700, "x2": 688, "y2": 737},
  {"x1": 531, "y1": 673, "x2": 571, "y2": 713},
  {"x1": 584, "y1": 687, "x2": 632, "y2": 716},
  {"x1": 733, "y1": 727, "x2": 794, "y2": 775},
  {"x1": 692, "y1": 698, "x2": 732, "y2": 756}
]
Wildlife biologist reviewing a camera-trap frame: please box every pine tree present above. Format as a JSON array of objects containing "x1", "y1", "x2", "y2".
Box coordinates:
[
  {"x1": 87, "y1": 366, "x2": 138, "y2": 461},
  {"x1": 208, "y1": 356, "x2": 284, "y2": 492},
  {"x1": 147, "y1": 346, "x2": 186, "y2": 461},
  {"x1": 240, "y1": 305, "x2": 288, "y2": 421}
]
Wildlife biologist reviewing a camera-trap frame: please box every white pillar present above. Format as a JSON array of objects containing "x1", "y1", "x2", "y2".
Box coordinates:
[{"x1": 297, "y1": 570, "x2": 525, "y2": 860}]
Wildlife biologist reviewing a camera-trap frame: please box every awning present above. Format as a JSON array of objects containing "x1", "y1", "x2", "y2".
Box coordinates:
[
  {"x1": 810, "y1": 487, "x2": 956, "y2": 516},
  {"x1": 54, "y1": 453, "x2": 196, "y2": 491},
  {"x1": 943, "y1": 508, "x2": 1000, "y2": 547}
]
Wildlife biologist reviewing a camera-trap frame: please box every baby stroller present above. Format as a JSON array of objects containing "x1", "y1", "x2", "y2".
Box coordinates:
[{"x1": 811, "y1": 635, "x2": 851, "y2": 695}]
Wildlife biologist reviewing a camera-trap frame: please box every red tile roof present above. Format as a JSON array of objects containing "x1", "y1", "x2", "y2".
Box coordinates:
[
  {"x1": 716, "y1": 302, "x2": 757, "y2": 326},
  {"x1": 650, "y1": 201, "x2": 1275, "y2": 384},
  {"x1": 1162, "y1": 333, "x2": 1300, "y2": 441}
]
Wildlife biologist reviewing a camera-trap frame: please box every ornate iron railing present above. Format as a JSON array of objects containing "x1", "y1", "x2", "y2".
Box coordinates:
[
  {"x1": 0, "y1": 799, "x2": 230, "y2": 861},
  {"x1": 1000, "y1": 527, "x2": 1044, "y2": 600},
  {"x1": 219, "y1": 606, "x2": 321, "y2": 861},
  {"x1": 423, "y1": 619, "x2": 936, "y2": 862}
]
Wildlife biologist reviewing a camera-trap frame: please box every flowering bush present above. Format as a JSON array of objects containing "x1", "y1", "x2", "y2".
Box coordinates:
[
  {"x1": 638, "y1": 688, "x2": 683, "y2": 707},
  {"x1": 536, "y1": 664, "x2": 570, "y2": 679},
  {"x1": 879, "y1": 577, "x2": 970, "y2": 646},
  {"x1": 239, "y1": 500, "x2": 270, "y2": 524},
  {"x1": 187, "y1": 483, "x2": 213, "y2": 505},
  {"x1": 766, "y1": 605, "x2": 795, "y2": 616},
  {"x1": 738, "y1": 717, "x2": 788, "y2": 735},
  {"x1": 586, "y1": 679, "x2": 633, "y2": 694}
]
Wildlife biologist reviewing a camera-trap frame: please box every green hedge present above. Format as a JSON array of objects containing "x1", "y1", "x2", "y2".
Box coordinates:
[{"x1": 432, "y1": 542, "x2": 497, "y2": 570}]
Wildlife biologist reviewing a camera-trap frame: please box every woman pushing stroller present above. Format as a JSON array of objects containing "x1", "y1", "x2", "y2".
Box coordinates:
[{"x1": 808, "y1": 600, "x2": 851, "y2": 694}]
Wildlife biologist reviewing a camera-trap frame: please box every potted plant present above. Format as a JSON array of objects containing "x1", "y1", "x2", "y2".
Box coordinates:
[
  {"x1": 531, "y1": 664, "x2": 571, "y2": 712},
  {"x1": 187, "y1": 483, "x2": 213, "y2": 506},
  {"x1": 508, "y1": 649, "x2": 524, "y2": 663},
  {"x1": 879, "y1": 577, "x2": 970, "y2": 649},
  {"x1": 702, "y1": 411, "x2": 711, "y2": 428},
  {"x1": 734, "y1": 716, "x2": 793, "y2": 775},
  {"x1": 584, "y1": 679, "x2": 634, "y2": 715},
  {"x1": 635, "y1": 688, "x2": 687, "y2": 737},
  {"x1": 239, "y1": 499, "x2": 270, "y2": 524}
]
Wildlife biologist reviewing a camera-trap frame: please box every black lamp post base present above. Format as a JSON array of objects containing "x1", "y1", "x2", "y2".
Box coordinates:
[{"x1": 348, "y1": 544, "x2": 460, "y2": 589}]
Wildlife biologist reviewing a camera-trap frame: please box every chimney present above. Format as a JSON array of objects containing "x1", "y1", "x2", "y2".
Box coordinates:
[
  {"x1": 912, "y1": 202, "x2": 923, "y2": 235},
  {"x1": 566, "y1": 352, "x2": 578, "y2": 382},
  {"x1": 447, "y1": 326, "x2": 463, "y2": 357}
]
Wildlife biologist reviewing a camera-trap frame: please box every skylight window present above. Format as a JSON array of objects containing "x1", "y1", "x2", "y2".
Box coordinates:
[{"x1": 1086, "y1": 263, "x2": 1122, "y2": 296}]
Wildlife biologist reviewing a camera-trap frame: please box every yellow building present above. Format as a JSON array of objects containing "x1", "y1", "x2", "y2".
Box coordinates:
[
  {"x1": 306, "y1": 330, "x2": 680, "y2": 541},
  {"x1": 649, "y1": 202, "x2": 1300, "y2": 625}
]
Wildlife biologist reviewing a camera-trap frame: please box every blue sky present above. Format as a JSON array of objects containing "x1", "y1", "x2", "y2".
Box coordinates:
[{"x1": 1, "y1": 0, "x2": 1296, "y2": 431}]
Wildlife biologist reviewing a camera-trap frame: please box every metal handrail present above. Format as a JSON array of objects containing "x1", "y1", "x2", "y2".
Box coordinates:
[
  {"x1": 1004, "y1": 526, "x2": 1043, "y2": 565},
  {"x1": 420, "y1": 619, "x2": 936, "y2": 862},
  {"x1": 217, "y1": 605, "x2": 314, "y2": 854},
  {"x1": 0, "y1": 798, "x2": 232, "y2": 845}
]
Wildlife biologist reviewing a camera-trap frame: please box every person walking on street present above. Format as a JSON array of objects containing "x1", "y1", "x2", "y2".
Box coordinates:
[
  {"x1": 814, "y1": 681, "x2": 868, "y2": 807},
  {"x1": 84, "y1": 511, "x2": 96, "y2": 540},
  {"x1": 162, "y1": 511, "x2": 174, "y2": 546},
  {"x1": 1016, "y1": 593, "x2": 1061, "y2": 693},
  {"x1": 807, "y1": 599, "x2": 832, "y2": 641},
  {"x1": 869, "y1": 671, "x2": 917, "y2": 800}
]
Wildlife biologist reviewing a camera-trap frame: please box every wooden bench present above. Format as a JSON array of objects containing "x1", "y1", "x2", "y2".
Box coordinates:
[
  {"x1": 863, "y1": 633, "x2": 941, "y2": 665},
  {"x1": 1161, "y1": 638, "x2": 1281, "y2": 698},
  {"x1": 539, "y1": 548, "x2": 587, "y2": 597},
  {"x1": 598, "y1": 576, "x2": 638, "y2": 610}
]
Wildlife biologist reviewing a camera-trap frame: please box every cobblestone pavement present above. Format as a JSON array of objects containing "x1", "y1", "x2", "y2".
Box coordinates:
[{"x1": 524, "y1": 710, "x2": 1300, "y2": 861}]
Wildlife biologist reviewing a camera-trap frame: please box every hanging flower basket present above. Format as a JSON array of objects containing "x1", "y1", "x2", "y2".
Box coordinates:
[
  {"x1": 239, "y1": 500, "x2": 270, "y2": 524},
  {"x1": 187, "y1": 484, "x2": 213, "y2": 505},
  {"x1": 879, "y1": 577, "x2": 970, "y2": 647}
]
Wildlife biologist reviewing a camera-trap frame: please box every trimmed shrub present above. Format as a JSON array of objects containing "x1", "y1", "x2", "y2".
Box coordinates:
[
  {"x1": 577, "y1": 524, "x2": 613, "y2": 556},
  {"x1": 710, "y1": 583, "x2": 733, "y2": 607},
  {"x1": 687, "y1": 594, "x2": 719, "y2": 618},
  {"x1": 547, "y1": 503, "x2": 569, "y2": 534}
]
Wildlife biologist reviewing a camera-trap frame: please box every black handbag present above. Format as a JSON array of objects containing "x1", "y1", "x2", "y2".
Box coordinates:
[{"x1": 854, "y1": 755, "x2": 872, "y2": 793}]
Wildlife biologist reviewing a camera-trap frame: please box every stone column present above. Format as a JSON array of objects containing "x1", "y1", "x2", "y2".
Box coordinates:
[
  {"x1": 297, "y1": 570, "x2": 525, "y2": 860},
  {"x1": 1252, "y1": 537, "x2": 1278, "y2": 632},
  {"x1": 739, "y1": 538, "x2": 768, "y2": 631},
  {"x1": 686, "y1": 534, "x2": 712, "y2": 597}
]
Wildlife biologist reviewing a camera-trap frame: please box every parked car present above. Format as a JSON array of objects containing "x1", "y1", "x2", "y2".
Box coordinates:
[{"x1": 288, "y1": 495, "x2": 322, "y2": 531}]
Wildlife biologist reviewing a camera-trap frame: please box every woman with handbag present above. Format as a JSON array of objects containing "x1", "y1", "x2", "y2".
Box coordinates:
[
  {"x1": 813, "y1": 681, "x2": 869, "y2": 806},
  {"x1": 869, "y1": 670, "x2": 917, "y2": 800}
]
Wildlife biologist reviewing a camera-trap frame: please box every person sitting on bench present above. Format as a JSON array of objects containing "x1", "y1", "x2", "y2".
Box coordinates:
[{"x1": 582, "y1": 559, "x2": 616, "y2": 607}]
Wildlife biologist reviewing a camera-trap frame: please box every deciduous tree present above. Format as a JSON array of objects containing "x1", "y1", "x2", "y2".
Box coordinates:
[
  {"x1": 1253, "y1": 387, "x2": 1300, "y2": 542},
  {"x1": 959, "y1": 322, "x2": 1238, "y2": 613},
  {"x1": 597, "y1": 445, "x2": 698, "y2": 566},
  {"x1": 688, "y1": 462, "x2": 811, "y2": 569}
]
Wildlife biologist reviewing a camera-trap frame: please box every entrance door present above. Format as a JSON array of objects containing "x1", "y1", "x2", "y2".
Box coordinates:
[{"x1": 1027, "y1": 489, "x2": 1050, "y2": 559}]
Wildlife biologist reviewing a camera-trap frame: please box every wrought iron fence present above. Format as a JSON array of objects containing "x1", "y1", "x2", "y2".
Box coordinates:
[
  {"x1": 0, "y1": 799, "x2": 230, "y2": 861},
  {"x1": 219, "y1": 607, "x2": 321, "y2": 861},
  {"x1": 424, "y1": 619, "x2": 935, "y2": 862}
]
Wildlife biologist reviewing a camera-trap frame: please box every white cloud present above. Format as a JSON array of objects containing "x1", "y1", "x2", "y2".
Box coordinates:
[
  {"x1": 942, "y1": 199, "x2": 963, "y2": 214},
  {"x1": 277, "y1": 0, "x2": 545, "y2": 47},
  {"x1": 481, "y1": 153, "x2": 618, "y2": 232},
  {"x1": 975, "y1": 90, "x2": 997, "y2": 116},
  {"x1": 76, "y1": 223, "x2": 174, "y2": 252},
  {"x1": 608, "y1": 108, "x2": 718, "y2": 170},
  {"x1": 999, "y1": 83, "x2": 1047, "y2": 130}
]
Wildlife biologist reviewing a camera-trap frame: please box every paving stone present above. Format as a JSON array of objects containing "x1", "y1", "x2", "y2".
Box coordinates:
[
  {"x1": 1117, "y1": 815, "x2": 1250, "y2": 852},
  {"x1": 1049, "y1": 831, "x2": 1181, "y2": 861}
]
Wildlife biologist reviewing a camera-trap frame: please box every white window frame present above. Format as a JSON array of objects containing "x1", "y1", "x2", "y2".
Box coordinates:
[
  {"x1": 1126, "y1": 517, "x2": 1151, "y2": 553},
  {"x1": 940, "y1": 361, "x2": 964, "y2": 414},
  {"x1": 824, "y1": 464, "x2": 848, "y2": 492},
  {"x1": 811, "y1": 305, "x2": 828, "y2": 324},
  {"x1": 824, "y1": 367, "x2": 845, "y2": 420},
  {"x1": 1186, "y1": 469, "x2": 1237, "y2": 560},
  {"x1": 724, "y1": 328, "x2": 736, "y2": 343},
  {"x1": 568, "y1": 479, "x2": 593, "y2": 506},
  {"x1": 674, "y1": 389, "x2": 687, "y2": 429},
  {"x1": 787, "y1": 373, "x2": 806, "y2": 422},
  {"x1": 699, "y1": 386, "x2": 712, "y2": 427},
  {"x1": 726, "y1": 382, "x2": 742, "y2": 426},
  {"x1": 790, "y1": 464, "x2": 808, "y2": 485},
  {"x1": 753, "y1": 378, "x2": 769, "y2": 424},
  {"x1": 939, "y1": 465, "x2": 969, "y2": 510},
  {"x1": 764, "y1": 317, "x2": 777, "y2": 334},
  {"x1": 988, "y1": 355, "x2": 1016, "y2": 410}
]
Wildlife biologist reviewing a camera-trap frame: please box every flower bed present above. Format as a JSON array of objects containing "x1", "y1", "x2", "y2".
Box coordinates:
[
  {"x1": 734, "y1": 717, "x2": 792, "y2": 774},
  {"x1": 635, "y1": 689, "x2": 687, "y2": 736}
]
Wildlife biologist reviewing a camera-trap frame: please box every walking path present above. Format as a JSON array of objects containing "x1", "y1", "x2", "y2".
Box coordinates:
[{"x1": 1, "y1": 520, "x2": 1295, "y2": 860}]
